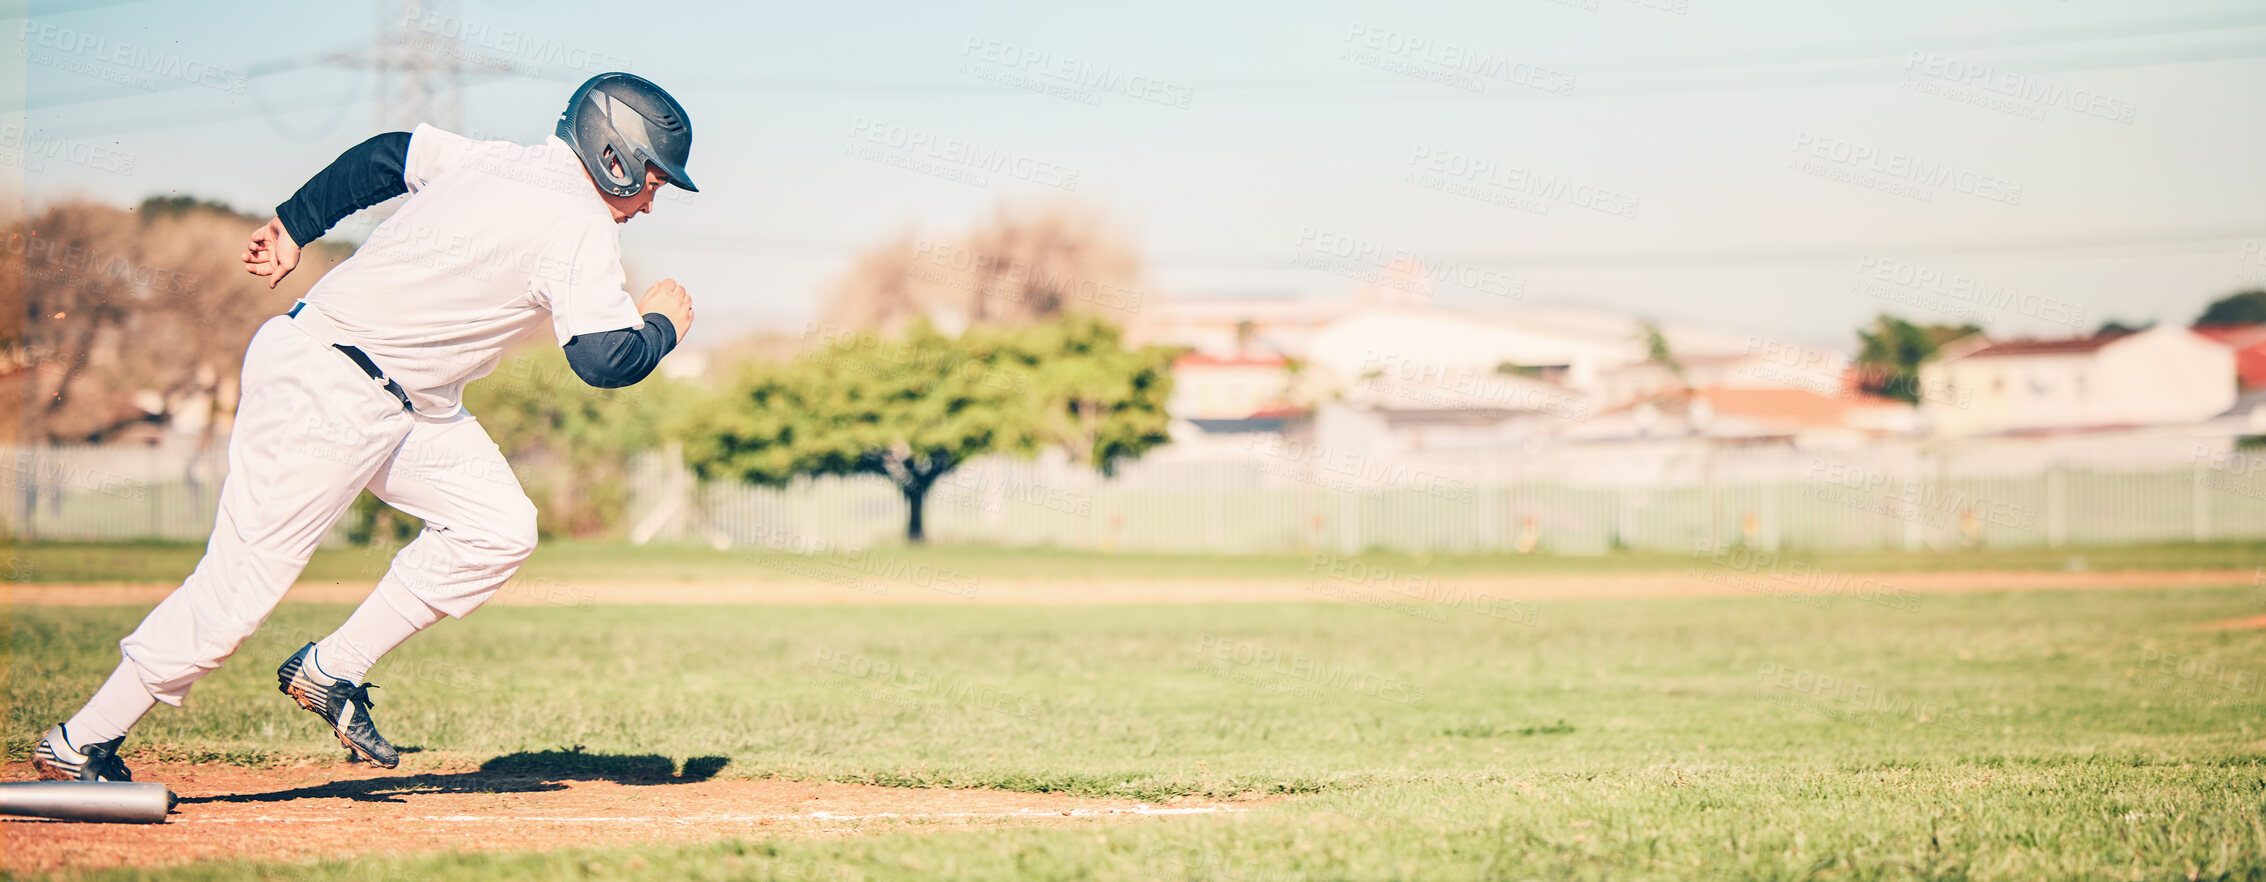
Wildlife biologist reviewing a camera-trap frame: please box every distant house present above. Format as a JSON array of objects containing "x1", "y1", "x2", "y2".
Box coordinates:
[
  {"x1": 1566, "y1": 386, "x2": 1915, "y2": 448},
  {"x1": 2192, "y1": 324, "x2": 2266, "y2": 389},
  {"x1": 1300, "y1": 306, "x2": 1752, "y2": 399},
  {"x1": 2211, "y1": 387, "x2": 2266, "y2": 438},
  {"x1": 1128, "y1": 297, "x2": 1351, "y2": 361},
  {"x1": 1312, "y1": 401, "x2": 1578, "y2": 458},
  {"x1": 1168, "y1": 351, "x2": 1296, "y2": 420},
  {"x1": 1136, "y1": 299, "x2": 1761, "y2": 407},
  {"x1": 1596, "y1": 345, "x2": 1852, "y2": 406},
  {"x1": 1919, "y1": 327, "x2": 2236, "y2": 438}
]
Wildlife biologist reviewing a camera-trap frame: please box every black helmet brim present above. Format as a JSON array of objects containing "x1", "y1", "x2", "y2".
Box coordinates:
[{"x1": 649, "y1": 155, "x2": 698, "y2": 193}]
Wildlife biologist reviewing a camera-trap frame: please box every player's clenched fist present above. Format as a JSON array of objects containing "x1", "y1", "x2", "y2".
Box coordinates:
[
  {"x1": 637, "y1": 278, "x2": 693, "y2": 342},
  {"x1": 241, "y1": 217, "x2": 301, "y2": 288}
]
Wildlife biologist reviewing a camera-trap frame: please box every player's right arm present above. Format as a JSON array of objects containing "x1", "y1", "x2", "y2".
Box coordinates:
[
  {"x1": 244, "y1": 125, "x2": 478, "y2": 287},
  {"x1": 244, "y1": 132, "x2": 409, "y2": 287}
]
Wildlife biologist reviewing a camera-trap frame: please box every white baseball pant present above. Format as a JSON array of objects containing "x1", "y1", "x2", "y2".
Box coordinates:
[{"x1": 116, "y1": 312, "x2": 537, "y2": 705}]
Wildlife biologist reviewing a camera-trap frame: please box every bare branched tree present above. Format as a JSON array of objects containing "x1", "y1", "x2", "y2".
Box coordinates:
[
  {"x1": 819, "y1": 202, "x2": 1145, "y2": 334},
  {"x1": 817, "y1": 230, "x2": 933, "y2": 335},
  {"x1": 9, "y1": 198, "x2": 343, "y2": 444}
]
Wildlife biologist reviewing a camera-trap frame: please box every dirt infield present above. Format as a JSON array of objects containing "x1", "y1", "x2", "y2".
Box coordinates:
[
  {"x1": 0, "y1": 758, "x2": 1245, "y2": 875},
  {"x1": 5, "y1": 568, "x2": 2256, "y2": 608}
]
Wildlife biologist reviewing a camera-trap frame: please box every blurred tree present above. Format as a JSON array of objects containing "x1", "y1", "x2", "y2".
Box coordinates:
[
  {"x1": 7, "y1": 198, "x2": 350, "y2": 443},
  {"x1": 1641, "y1": 319, "x2": 1685, "y2": 386},
  {"x1": 992, "y1": 315, "x2": 1177, "y2": 474},
  {"x1": 2197, "y1": 290, "x2": 2266, "y2": 326},
  {"x1": 1854, "y1": 315, "x2": 1982, "y2": 403},
  {"x1": 951, "y1": 203, "x2": 1142, "y2": 325},
  {"x1": 820, "y1": 203, "x2": 1144, "y2": 334},
  {"x1": 816, "y1": 230, "x2": 930, "y2": 334},
  {"x1": 681, "y1": 320, "x2": 1030, "y2": 544},
  {"x1": 1, "y1": 220, "x2": 26, "y2": 445},
  {"x1": 681, "y1": 317, "x2": 1174, "y2": 543},
  {"x1": 2094, "y1": 318, "x2": 2154, "y2": 337}
]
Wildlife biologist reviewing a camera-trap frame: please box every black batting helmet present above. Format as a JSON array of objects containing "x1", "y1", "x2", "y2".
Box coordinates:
[{"x1": 556, "y1": 72, "x2": 698, "y2": 197}]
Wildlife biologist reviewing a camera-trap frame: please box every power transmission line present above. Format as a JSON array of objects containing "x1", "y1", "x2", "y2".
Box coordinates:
[
  {"x1": 365, "y1": 0, "x2": 465, "y2": 131},
  {"x1": 11, "y1": 0, "x2": 479, "y2": 130},
  {"x1": 17, "y1": 9, "x2": 2266, "y2": 129}
]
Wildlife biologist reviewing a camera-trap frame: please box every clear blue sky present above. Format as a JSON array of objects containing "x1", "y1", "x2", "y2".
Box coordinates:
[{"x1": 9, "y1": 0, "x2": 2265, "y2": 351}]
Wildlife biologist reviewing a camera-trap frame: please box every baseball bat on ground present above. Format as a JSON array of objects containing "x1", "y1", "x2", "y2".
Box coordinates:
[{"x1": 0, "y1": 781, "x2": 175, "y2": 823}]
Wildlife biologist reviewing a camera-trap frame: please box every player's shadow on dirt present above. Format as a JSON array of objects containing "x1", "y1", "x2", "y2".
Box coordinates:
[{"x1": 180, "y1": 749, "x2": 732, "y2": 805}]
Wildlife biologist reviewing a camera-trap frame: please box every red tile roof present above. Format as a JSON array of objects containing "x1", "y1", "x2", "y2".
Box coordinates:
[
  {"x1": 2193, "y1": 324, "x2": 2266, "y2": 347},
  {"x1": 1959, "y1": 333, "x2": 2130, "y2": 358},
  {"x1": 2194, "y1": 324, "x2": 2266, "y2": 388}
]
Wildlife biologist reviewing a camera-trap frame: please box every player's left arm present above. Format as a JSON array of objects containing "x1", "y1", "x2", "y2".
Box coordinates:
[
  {"x1": 547, "y1": 220, "x2": 693, "y2": 389},
  {"x1": 561, "y1": 295, "x2": 681, "y2": 388},
  {"x1": 243, "y1": 131, "x2": 413, "y2": 288}
]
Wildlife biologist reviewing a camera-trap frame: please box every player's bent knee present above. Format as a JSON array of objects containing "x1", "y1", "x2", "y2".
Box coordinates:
[{"x1": 492, "y1": 500, "x2": 540, "y2": 567}]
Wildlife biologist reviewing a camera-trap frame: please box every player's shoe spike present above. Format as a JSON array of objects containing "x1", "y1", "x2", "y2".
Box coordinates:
[
  {"x1": 277, "y1": 643, "x2": 400, "y2": 768},
  {"x1": 32, "y1": 724, "x2": 134, "y2": 782}
]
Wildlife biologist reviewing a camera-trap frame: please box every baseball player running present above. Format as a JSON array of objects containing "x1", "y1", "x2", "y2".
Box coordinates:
[{"x1": 32, "y1": 73, "x2": 699, "y2": 781}]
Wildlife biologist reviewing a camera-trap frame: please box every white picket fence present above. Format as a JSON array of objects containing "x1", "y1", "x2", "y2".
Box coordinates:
[
  {"x1": 3, "y1": 442, "x2": 243, "y2": 544},
  {"x1": 9, "y1": 435, "x2": 2266, "y2": 554},
  {"x1": 625, "y1": 436, "x2": 2266, "y2": 555}
]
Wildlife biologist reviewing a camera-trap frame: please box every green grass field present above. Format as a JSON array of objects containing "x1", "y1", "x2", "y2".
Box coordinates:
[{"x1": 6, "y1": 569, "x2": 2264, "y2": 880}]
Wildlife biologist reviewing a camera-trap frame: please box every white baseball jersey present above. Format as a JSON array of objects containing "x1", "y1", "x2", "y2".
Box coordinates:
[{"x1": 302, "y1": 124, "x2": 643, "y2": 417}]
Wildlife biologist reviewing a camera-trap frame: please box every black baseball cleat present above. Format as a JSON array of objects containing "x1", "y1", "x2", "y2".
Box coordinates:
[
  {"x1": 32, "y1": 723, "x2": 133, "y2": 782},
  {"x1": 277, "y1": 643, "x2": 399, "y2": 768}
]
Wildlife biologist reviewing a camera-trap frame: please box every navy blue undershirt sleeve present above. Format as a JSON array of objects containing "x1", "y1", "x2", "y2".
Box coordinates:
[
  {"x1": 275, "y1": 131, "x2": 412, "y2": 246},
  {"x1": 561, "y1": 313, "x2": 679, "y2": 388}
]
